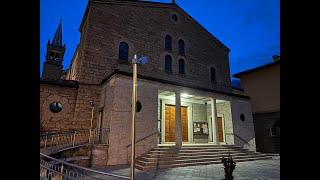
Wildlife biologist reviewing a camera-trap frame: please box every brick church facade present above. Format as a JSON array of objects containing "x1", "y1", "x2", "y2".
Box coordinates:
[{"x1": 40, "y1": 0, "x2": 256, "y2": 165}]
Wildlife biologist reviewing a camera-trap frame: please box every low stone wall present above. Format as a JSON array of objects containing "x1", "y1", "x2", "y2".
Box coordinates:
[{"x1": 90, "y1": 144, "x2": 109, "y2": 168}]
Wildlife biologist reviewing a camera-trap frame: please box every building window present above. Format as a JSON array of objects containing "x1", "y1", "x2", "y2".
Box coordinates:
[
  {"x1": 270, "y1": 120, "x2": 280, "y2": 137},
  {"x1": 49, "y1": 52, "x2": 54, "y2": 60},
  {"x1": 165, "y1": 55, "x2": 172, "y2": 72},
  {"x1": 165, "y1": 35, "x2": 172, "y2": 50},
  {"x1": 179, "y1": 59, "x2": 185, "y2": 74},
  {"x1": 119, "y1": 42, "x2": 129, "y2": 61},
  {"x1": 211, "y1": 67, "x2": 216, "y2": 82},
  {"x1": 55, "y1": 53, "x2": 60, "y2": 61},
  {"x1": 178, "y1": 39, "x2": 185, "y2": 55},
  {"x1": 240, "y1": 114, "x2": 245, "y2": 122},
  {"x1": 172, "y1": 14, "x2": 178, "y2": 21},
  {"x1": 50, "y1": 102, "x2": 62, "y2": 113}
]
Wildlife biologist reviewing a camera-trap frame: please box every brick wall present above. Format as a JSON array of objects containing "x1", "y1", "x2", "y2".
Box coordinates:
[
  {"x1": 91, "y1": 144, "x2": 109, "y2": 167},
  {"x1": 73, "y1": 84, "x2": 101, "y2": 130},
  {"x1": 103, "y1": 75, "x2": 158, "y2": 165},
  {"x1": 40, "y1": 84, "x2": 78, "y2": 130},
  {"x1": 40, "y1": 83, "x2": 101, "y2": 131},
  {"x1": 231, "y1": 99, "x2": 256, "y2": 151},
  {"x1": 75, "y1": 1, "x2": 232, "y2": 93}
]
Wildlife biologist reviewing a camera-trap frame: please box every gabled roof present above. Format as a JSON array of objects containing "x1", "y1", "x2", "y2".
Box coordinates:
[
  {"x1": 233, "y1": 60, "x2": 280, "y2": 78},
  {"x1": 78, "y1": 0, "x2": 230, "y2": 52}
]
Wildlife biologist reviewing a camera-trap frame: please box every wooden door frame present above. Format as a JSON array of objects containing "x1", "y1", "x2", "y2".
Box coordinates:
[
  {"x1": 217, "y1": 113, "x2": 226, "y2": 144},
  {"x1": 161, "y1": 100, "x2": 191, "y2": 143}
]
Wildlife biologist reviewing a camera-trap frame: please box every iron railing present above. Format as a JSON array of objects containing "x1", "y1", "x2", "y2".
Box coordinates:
[
  {"x1": 225, "y1": 133, "x2": 252, "y2": 148},
  {"x1": 40, "y1": 153, "x2": 130, "y2": 180},
  {"x1": 92, "y1": 128, "x2": 110, "y2": 145},
  {"x1": 40, "y1": 128, "x2": 110, "y2": 149}
]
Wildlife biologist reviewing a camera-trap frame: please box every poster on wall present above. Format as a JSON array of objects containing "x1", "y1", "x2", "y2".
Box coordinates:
[
  {"x1": 193, "y1": 122, "x2": 209, "y2": 135},
  {"x1": 202, "y1": 124, "x2": 208, "y2": 134}
]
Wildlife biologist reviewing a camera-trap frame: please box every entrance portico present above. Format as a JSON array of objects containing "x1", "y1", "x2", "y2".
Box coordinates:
[{"x1": 158, "y1": 90, "x2": 234, "y2": 146}]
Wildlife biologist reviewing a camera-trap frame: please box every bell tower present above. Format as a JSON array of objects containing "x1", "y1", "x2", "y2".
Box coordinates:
[{"x1": 42, "y1": 19, "x2": 66, "y2": 80}]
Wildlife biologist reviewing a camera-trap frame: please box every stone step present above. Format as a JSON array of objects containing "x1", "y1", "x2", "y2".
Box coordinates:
[
  {"x1": 151, "y1": 149, "x2": 239, "y2": 153},
  {"x1": 153, "y1": 145, "x2": 243, "y2": 150},
  {"x1": 135, "y1": 156, "x2": 272, "y2": 171},
  {"x1": 146, "y1": 150, "x2": 253, "y2": 156},
  {"x1": 136, "y1": 145, "x2": 269, "y2": 171},
  {"x1": 144, "y1": 150, "x2": 257, "y2": 158},
  {"x1": 136, "y1": 154, "x2": 268, "y2": 166},
  {"x1": 139, "y1": 152, "x2": 264, "y2": 161},
  {"x1": 151, "y1": 148, "x2": 245, "y2": 152}
]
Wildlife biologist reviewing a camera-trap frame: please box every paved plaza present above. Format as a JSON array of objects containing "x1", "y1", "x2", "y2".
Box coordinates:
[{"x1": 92, "y1": 156, "x2": 280, "y2": 180}]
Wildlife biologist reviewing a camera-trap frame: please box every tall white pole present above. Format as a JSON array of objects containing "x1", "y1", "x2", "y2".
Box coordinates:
[{"x1": 130, "y1": 54, "x2": 137, "y2": 180}]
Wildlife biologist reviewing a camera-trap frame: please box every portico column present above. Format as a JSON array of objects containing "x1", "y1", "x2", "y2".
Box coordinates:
[
  {"x1": 175, "y1": 92, "x2": 182, "y2": 147},
  {"x1": 211, "y1": 98, "x2": 219, "y2": 145}
]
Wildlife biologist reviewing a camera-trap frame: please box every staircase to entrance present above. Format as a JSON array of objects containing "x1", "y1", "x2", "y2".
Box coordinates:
[{"x1": 135, "y1": 144, "x2": 272, "y2": 170}]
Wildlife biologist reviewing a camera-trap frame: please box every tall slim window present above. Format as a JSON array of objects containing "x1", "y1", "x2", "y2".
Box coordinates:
[
  {"x1": 165, "y1": 35, "x2": 172, "y2": 50},
  {"x1": 211, "y1": 67, "x2": 216, "y2": 82},
  {"x1": 165, "y1": 55, "x2": 172, "y2": 72},
  {"x1": 119, "y1": 42, "x2": 129, "y2": 61},
  {"x1": 179, "y1": 59, "x2": 185, "y2": 74},
  {"x1": 178, "y1": 39, "x2": 185, "y2": 55},
  {"x1": 270, "y1": 119, "x2": 280, "y2": 137}
]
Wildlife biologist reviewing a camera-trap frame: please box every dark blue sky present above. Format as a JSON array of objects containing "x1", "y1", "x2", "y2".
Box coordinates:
[{"x1": 40, "y1": 0, "x2": 280, "y2": 80}]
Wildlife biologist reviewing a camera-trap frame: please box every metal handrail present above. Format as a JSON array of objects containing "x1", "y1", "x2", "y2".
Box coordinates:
[
  {"x1": 40, "y1": 153, "x2": 130, "y2": 179},
  {"x1": 125, "y1": 131, "x2": 158, "y2": 148},
  {"x1": 225, "y1": 133, "x2": 251, "y2": 146},
  {"x1": 92, "y1": 128, "x2": 110, "y2": 145}
]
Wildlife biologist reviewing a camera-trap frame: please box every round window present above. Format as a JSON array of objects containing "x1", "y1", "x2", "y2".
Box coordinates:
[
  {"x1": 240, "y1": 114, "x2": 245, "y2": 122},
  {"x1": 172, "y1": 14, "x2": 178, "y2": 21},
  {"x1": 50, "y1": 102, "x2": 62, "y2": 113}
]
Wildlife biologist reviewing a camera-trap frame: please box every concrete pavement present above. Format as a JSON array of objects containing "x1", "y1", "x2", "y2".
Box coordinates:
[{"x1": 91, "y1": 156, "x2": 280, "y2": 180}]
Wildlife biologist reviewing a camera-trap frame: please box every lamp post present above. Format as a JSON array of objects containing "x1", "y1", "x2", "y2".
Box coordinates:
[{"x1": 130, "y1": 54, "x2": 148, "y2": 180}]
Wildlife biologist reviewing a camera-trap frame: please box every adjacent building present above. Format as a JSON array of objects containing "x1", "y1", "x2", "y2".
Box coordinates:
[{"x1": 233, "y1": 55, "x2": 280, "y2": 153}]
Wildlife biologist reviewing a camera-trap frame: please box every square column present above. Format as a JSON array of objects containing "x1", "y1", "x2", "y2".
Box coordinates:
[
  {"x1": 175, "y1": 92, "x2": 182, "y2": 147},
  {"x1": 208, "y1": 104, "x2": 213, "y2": 142},
  {"x1": 211, "y1": 98, "x2": 220, "y2": 145}
]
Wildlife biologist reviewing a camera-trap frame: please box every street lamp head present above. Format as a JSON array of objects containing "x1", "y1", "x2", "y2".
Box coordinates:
[
  {"x1": 132, "y1": 54, "x2": 148, "y2": 64},
  {"x1": 137, "y1": 56, "x2": 148, "y2": 64}
]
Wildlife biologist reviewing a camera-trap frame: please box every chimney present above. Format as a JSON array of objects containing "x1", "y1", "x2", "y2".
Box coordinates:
[
  {"x1": 172, "y1": 0, "x2": 175, "y2": 4},
  {"x1": 272, "y1": 54, "x2": 280, "y2": 62}
]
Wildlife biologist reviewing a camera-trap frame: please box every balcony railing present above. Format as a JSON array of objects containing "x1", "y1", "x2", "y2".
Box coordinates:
[{"x1": 40, "y1": 128, "x2": 110, "y2": 149}]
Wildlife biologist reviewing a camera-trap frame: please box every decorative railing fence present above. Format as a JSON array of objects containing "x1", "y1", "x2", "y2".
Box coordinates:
[
  {"x1": 40, "y1": 128, "x2": 130, "y2": 179},
  {"x1": 40, "y1": 128, "x2": 110, "y2": 149},
  {"x1": 40, "y1": 153, "x2": 130, "y2": 180}
]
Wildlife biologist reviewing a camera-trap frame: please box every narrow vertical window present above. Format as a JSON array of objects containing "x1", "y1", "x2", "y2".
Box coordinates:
[
  {"x1": 178, "y1": 39, "x2": 185, "y2": 55},
  {"x1": 179, "y1": 59, "x2": 185, "y2": 74},
  {"x1": 119, "y1": 42, "x2": 129, "y2": 61},
  {"x1": 165, "y1": 55, "x2": 172, "y2": 72},
  {"x1": 55, "y1": 53, "x2": 60, "y2": 61},
  {"x1": 165, "y1": 35, "x2": 172, "y2": 50},
  {"x1": 270, "y1": 120, "x2": 280, "y2": 137},
  {"x1": 211, "y1": 67, "x2": 216, "y2": 82}
]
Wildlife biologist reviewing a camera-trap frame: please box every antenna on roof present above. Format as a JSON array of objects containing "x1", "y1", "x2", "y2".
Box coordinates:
[{"x1": 172, "y1": 0, "x2": 175, "y2": 4}]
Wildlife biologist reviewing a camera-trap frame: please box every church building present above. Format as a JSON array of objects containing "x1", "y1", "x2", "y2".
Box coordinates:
[{"x1": 40, "y1": 0, "x2": 257, "y2": 166}]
